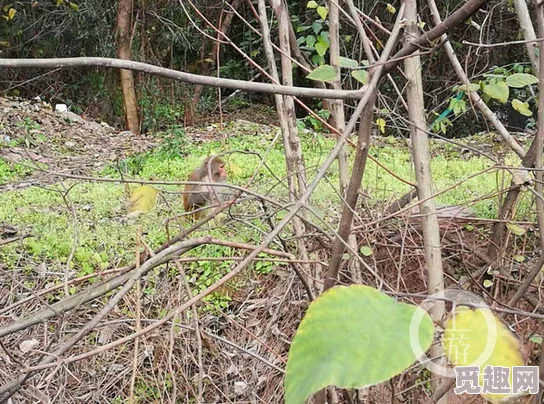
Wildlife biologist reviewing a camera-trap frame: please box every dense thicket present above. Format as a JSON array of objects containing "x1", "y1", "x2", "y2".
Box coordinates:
[{"x1": 0, "y1": 0, "x2": 533, "y2": 135}]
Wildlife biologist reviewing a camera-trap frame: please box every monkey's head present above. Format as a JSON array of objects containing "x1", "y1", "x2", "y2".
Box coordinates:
[{"x1": 204, "y1": 156, "x2": 227, "y2": 182}]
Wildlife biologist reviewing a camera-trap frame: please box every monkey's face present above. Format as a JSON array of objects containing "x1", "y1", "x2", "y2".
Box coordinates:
[{"x1": 213, "y1": 163, "x2": 227, "y2": 182}]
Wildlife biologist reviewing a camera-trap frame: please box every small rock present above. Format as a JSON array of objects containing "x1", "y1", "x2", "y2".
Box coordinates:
[
  {"x1": 234, "y1": 381, "x2": 248, "y2": 396},
  {"x1": 55, "y1": 104, "x2": 67, "y2": 112}
]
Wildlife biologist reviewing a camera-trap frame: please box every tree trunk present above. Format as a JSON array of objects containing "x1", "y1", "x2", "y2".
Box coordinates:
[
  {"x1": 116, "y1": 0, "x2": 140, "y2": 135},
  {"x1": 184, "y1": 0, "x2": 241, "y2": 126},
  {"x1": 328, "y1": 0, "x2": 361, "y2": 283},
  {"x1": 258, "y1": 0, "x2": 313, "y2": 296},
  {"x1": 514, "y1": 0, "x2": 539, "y2": 74},
  {"x1": 403, "y1": 0, "x2": 446, "y2": 396}
]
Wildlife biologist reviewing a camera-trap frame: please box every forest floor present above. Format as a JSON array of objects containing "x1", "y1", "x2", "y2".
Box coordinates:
[{"x1": 0, "y1": 96, "x2": 542, "y2": 403}]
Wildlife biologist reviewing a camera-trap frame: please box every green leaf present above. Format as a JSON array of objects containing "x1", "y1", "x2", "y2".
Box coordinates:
[
  {"x1": 530, "y1": 335, "x2": 543, "y2": 344},
  {"x1": 386, "y1": 3, "x2": 396, "y2": 13},
  {"x1": 513, "y1": 255, "x2": 525, "y2": 263},
  {"x1": 127, "y1": 185, "x2": 159, "y2": 217},
  {"x1": 305, "y1": 35, "x2": 316, "y2": 48},
  {"x1": 315, "y1": 41, "x2": 328, "y2": 56},
  {"x1": 511, "y1": 99, "x2": 532, "y2": 116},
  {"x1": 505, "y1": 73, "x2": 538, "y2": 88},
  {"x1": 360, "y1": 245, "x2": 373, "y2": 256},
  {"x1": 68, "y1": 1, "x2": 79, "y2": 10},
  {"x1": 306, "y1": 0, "x2": 318, "y2": 8},
  {"x1": 339, "y1": 56, "x2": 358, "y2": 68},
  {"x1": 306, "y1": 64, "x2": 336, "y2": 82},
  {"x1": 311, "y1": 54, "x2": 325, "y2": 66},
  {"x1": 483, "y1": 81, "x2": 509, "y2": 104},
  {"x1": 351, "y1": 69, "x2": 368, "y2": 85},
  {"x1": 312, "y1": 21, "x2": 322, "y2": 35},
  {"x1": 457, "y1": 83, "x2": 480, "y2": 92},
  {"x1": 506, "y1": 221, "x2": 526, "y2": 236},
  {"x1": 317, "y1": 5, "x2": 328, "y2": 20},
  {"x1": 285, "y1": 285, "x2": 434, "y2": 404}
]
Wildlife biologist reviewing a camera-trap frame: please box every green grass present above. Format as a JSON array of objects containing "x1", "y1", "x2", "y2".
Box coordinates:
[{"x1": 0, "y1": 122, "x2": 533, "y2": 303}]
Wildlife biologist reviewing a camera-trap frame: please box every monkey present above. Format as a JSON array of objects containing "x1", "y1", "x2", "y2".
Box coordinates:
[{"x1": 183, "y1": 156, "x2": 228, "y2": 220}]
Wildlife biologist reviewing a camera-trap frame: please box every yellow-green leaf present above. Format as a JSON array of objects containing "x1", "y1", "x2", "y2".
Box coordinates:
[
  {"x1": 386, "y1": 3, "x2": 396, "y2": 13},
  {"x1": 285, "y1": 285, "x2": 434, "y2": 404},
  {"x1": 127, "y1": 185, "x2": 159, "y2": 217},
  {"x1": 376, "y1": 117, "x2": 386, "y2": 133},
  {"x1": 68, "y1": 2, "x2": 79, "y2": 11},
  {"x1": 314, "y1": 41, "x2": 328, "y2": 56},
  {"x1": 360, "y1": 245, "x2": 373, "y2": 256},
  {"x1": 338, "y1": 56, "x2": 358, "y2": 68},
  {"x1": 307, "y1": 0, "x2": 318, "y2": 8},
  {"x1": 505, "y1": 73, "x2": 538, "y2": 88},
  {"x1": 483, "y1": 81, "x2": 509, "y2": 104},
  {"x1": 443, "y1": 306, "x2": 525, "y2": 404},
  {"x1": 316, "y1": 5, "x2": 328, "y2": 20},
  {"x1": 7, "y1": 7, "x2": 16, "y2": 20},
  {"x1": 457, "y1": 83, "x2": 480, "y2": 92},
  {"x1": 506, "y1": 221, "x2": 525, "y2": 236},
  {"x1": 56, "y1": 0, "x2": 63, "y2": 5},
  {"x1": 351, "y1": 69, "x2": 368, "y2": 85},
  {"x1": 306, "y1": 64, "x2": 336, "y2": 82},
  {"x1": 513, "y1": 255, "x2": 525, "y2": 263},
  {"x1": 483, "y1": 279, "x2": 493, "y2": 288},
  {"x1": 511, "y1": 99, "x2": 532, "y2": 117}
]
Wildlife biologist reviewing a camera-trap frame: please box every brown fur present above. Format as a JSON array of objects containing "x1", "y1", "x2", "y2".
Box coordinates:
[{"x1": 183, "y1": 156, "x2": 227, "y2": 220}]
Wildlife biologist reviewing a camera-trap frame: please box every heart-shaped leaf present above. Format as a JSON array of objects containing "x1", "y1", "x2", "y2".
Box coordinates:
[
  {"x1": 443, "y1": 306, "x2": 525, "y2": 404},
  {"x1": 483, "y1": 81, "x2": 509, "y2": 104},
  {"x1": 315, "y1": 40, "x2": 328, "y2": 56},
  {"x1": 511, "y1": 99, "x2": 532, "y2": 117},
  {"x1": 317, "y1": 5, "x2": 328, "y2": 20},
  {"x1": 306, "y1": 64, "x2": 336, "y2": 82},
  {"x1": 351, "y1": 69, "x2": 369, "y2": 85},
  {"x1": 505, "y1": 73, "x2": 538, "y2": 88},
  {"x1": 307, "y1": 0, "x2": 318, "y2": 8},
  {"x1": 285, "y1": 285, "x2": 435, "y2": 404}
]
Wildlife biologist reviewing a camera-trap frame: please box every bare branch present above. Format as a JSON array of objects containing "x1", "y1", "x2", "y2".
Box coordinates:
[{"x1": 0, "y1": 57, "x2": 365, "y2": 100}]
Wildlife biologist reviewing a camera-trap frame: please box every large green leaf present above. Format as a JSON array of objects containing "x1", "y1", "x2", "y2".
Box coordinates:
[
  {"x1": 306, "y1": 64, "x2": 336, "y2": 82},
  {"x1": 483, "y1": 81, "x2": 509, "y2": 104},
  {"x1": 505, "y1": 73, "x2": 538, "y2": 88},
  {"x1": 284, "y1": 285, "x2": 435, "y2": 404}
]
